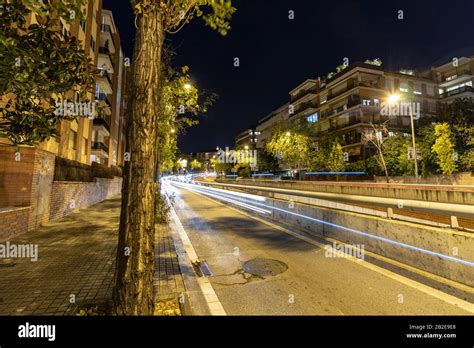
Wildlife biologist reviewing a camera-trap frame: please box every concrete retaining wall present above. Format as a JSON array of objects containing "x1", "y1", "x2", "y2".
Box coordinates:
[
  {"x1": 269, "y1": 197, "x2": 474, "y2": 286},
  {"x1": 212, "y1": 183, "x2": 474, "y2": 286},
  {"x1": 219, "y1": 179, "x2": 474, "y2": 205}
]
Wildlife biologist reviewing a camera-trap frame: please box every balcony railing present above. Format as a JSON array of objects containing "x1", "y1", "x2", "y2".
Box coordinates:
[
  {"x1": 95, "y1": 93, "x2": 112, "y2": 108},
  {"x1": 99, "y1": 69, "x2": 112, "y2": 85},
  {"x1": 439, "y1": 85, "x2": 474, "y2": 99},
  {"x1": 101, "y1": 24, "x2": 111, "y2": 33},
  {"x1": 93, "y1": 117, "x2": 110, "y2": 132},
  {"x1": 92, "y1": 141, "x2": 109, "y2": 154},
  {"x1": 327, "y1": 80, "x2": 382, "y2": 102},
  {"x1": 441, "y1": 70, "x2": 471, "y2": 82},
  {"x1": 99, "y1": 46, "x2": 115, "y2": 66},
  {"x1": 293, "y1": 101, "x2": 318, "y2": 115},
  {"x1": 291, "y1": 86, "x2": 318, "y2": 102}
]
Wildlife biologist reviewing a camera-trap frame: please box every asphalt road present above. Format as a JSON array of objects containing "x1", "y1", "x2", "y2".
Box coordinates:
[{"x1": 170, "y1": 184, "x2": 473, "y2": 315}]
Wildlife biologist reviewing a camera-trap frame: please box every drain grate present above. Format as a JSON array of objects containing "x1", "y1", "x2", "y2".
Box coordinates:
[
  {"x1": 192, "y1": 260, "x2": 213, "y2": 277},
  {"x1": 242, "y1": 258, "x2": 288, "y2": 277}
]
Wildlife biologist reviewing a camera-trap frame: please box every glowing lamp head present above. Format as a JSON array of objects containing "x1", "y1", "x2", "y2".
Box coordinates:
[{"x1": 388, "y1": 94, "x2": 400, "y2": 105}]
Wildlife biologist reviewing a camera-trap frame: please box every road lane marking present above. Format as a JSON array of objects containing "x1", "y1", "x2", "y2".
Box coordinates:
[
  {"x1": 179, "y1": 185, "x2": 474, "y2": 314},
  {"x1": 166, "y1": 190, "x2": 227, "y2": 316}
]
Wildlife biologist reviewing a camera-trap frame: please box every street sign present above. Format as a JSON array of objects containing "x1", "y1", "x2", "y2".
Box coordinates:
[{"x1": 407, "y1": 147, "x2": 421, "y2": 160}]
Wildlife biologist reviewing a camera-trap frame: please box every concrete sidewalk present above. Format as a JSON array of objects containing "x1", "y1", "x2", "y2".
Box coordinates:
[{"x1": 0, "y1": 196, "x2": 185, "y2": 315}]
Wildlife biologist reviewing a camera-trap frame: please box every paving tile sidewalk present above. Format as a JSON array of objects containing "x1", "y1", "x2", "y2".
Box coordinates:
[{"x1": 0, "y1": 195, "x2": 185, "y2": 315}]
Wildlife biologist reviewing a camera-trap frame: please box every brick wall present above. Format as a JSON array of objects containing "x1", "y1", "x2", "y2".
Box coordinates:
[
  {"x1": 0, "y1": 207, "x2": 30, "y2": 242},
  {"x1": 1, "y1": 144, "x2": 122, "y2": 239},
  {"x1": 0, "y1": 146, "x2": 36, "y2": 208},
  {"x1": 49, "y1": 177, "x2": 122, "y2": 222}
]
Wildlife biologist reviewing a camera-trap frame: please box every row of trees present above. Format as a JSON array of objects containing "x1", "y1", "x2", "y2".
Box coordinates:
[{"x1": 263, "y1": 98, "x2": 473, "y2": 179}]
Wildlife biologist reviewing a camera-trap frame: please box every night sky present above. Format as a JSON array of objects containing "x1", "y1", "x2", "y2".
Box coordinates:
[{"x1": 103, "y1": 0, "x2": 474, "y2": 153}]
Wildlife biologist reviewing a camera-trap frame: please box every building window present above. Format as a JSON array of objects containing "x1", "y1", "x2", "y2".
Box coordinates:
[
  {"x1": 69, "y1": 130, "x2": 77, "y2": 151},
  {"x1": 306, "y1": 113, "x2": 318, "y2": 123},
  {"x1": 82, "y1": 138, "x2": 88, "y2": 155},
  {"x1": 362, "y1": 98, "x2": 379, "y2": 107},
  {"x1": 90, "y1": 36, "x2": 96, "y2": 52},
  {"x1": 80, "y1": 18, "x2": 86, "y2": 32},
  {"x1": 399, "y1": 81, "x2": 409, "y2": 93},
  {"x1": 413, "y1": 84, "x2": 422, "y2": 95}
]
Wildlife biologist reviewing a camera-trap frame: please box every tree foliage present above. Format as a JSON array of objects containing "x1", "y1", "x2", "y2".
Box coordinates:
[
  {"x1": 432, "y1": 123, "x2": 457, "y2": 176},
  {"x1": 266, "y1": 119, "x2": 312, "y2": 172},
  {"x1": 0, "y1": 0, "x2": 96, "y2": 145},
  {"x1": 132, "y1": 0, "x2": 235, "y2": 36},
  {"x1": 157, "y1": 55, "x2": 215, "y2": 174}
]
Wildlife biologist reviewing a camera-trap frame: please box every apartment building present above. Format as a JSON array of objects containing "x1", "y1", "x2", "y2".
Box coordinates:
[
  {"x1": 92, "y1": 9, "x2": 127, "y2": 166},
  {"x1": 288, "y1": 62, "x2": 439, "y2": 161},
  {"x1": 234, "y1": 128, "x2": 259, "y2": 150},
  {"x1": 256, "y1": 103, "x2": 290, "y2": 150},
  {"x1": 29, "y1": 0, "x2": 103, "y2": 164},
  {"x1": 0, "y1": 0, "x2": 130, "y2": 238},
  {"x1": 431, "y1": 56, "x2": 474, "y2": 102}
]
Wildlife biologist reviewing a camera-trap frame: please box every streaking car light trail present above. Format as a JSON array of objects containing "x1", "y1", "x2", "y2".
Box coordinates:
[
  {"x1": 165, "y1": 178, "x2": 474, "y2": 268},
  {"x1": 162, "y1": 180, "x2": 271, "y2": 215}
]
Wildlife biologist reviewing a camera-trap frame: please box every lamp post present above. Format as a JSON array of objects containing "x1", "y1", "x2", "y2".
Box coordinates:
[{"x1": 387, "y1": 93, "x2": 419, "y2": 183}]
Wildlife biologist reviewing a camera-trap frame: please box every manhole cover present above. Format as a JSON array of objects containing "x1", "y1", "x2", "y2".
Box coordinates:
[
  {"x1": 242, "y1": 258, "x2": 288, "y2": 277},
  {"x1": 0, "y1": 259, "x2": 16, "y2": 268}
]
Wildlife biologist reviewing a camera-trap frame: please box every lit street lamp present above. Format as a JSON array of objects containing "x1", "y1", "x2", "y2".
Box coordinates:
[{"x1": 387, "y1": 93, "x2": 419, "y2": 183}]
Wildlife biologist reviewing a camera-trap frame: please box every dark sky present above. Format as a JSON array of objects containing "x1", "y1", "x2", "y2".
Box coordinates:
[{"x1": 103, "y1": 0, "x2": 474, "y2": 153}]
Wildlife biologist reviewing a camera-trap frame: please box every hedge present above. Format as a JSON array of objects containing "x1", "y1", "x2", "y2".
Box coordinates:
[{"x1": 54, "y1": 157, "x2": 123, "y2": 182}]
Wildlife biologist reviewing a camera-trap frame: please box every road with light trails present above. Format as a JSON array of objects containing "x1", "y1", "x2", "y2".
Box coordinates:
[{"x1": 163, "y1": 178, "x2": 474, "y2": 315}]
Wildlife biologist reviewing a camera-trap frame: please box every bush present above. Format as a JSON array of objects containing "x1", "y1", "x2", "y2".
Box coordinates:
[{"x1": 54, "y1": 157, "x2": 93, "y2": 182}]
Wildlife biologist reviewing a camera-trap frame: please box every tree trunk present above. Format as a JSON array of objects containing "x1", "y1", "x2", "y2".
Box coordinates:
[
  {"x1": 379, "y1": 152, "x2": 390, "y2": 184},
  {"x1": 113, "y1": 6, "x2": 165, "y2": 315}
]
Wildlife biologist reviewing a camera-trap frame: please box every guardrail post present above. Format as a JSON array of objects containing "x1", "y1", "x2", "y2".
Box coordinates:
[
  {"x1": 387, "y1": 207, "x2": 394, "y2": 219},
  {"x1": 450, "y1": 215, "x2": 460, "y2": 229}
]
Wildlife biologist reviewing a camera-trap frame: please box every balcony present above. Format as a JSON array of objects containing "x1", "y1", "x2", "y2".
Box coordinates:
[
  {"x1": 439, "y1": 85, "x2": 474, "y2": 99},
  {"x1": 92, "y1": 141, "x2": 109, "y2": 154},
  {"x1": 99, "y1": 69, "x2": 112, "y2": 85},
  {"x1": 291, "y1": 101, "x2": 318, "y2": 118},
  {"x1": 291, "y1": 86, "x2": 318, "y2": 102},
  {"x1": 440, "y1": 69, "x2": 471, "y2": 83},
  {"x1": 95, "y1": 93, "x2": 112, "y2": 108},
  {"x1": 93, "y1": 116, "x2": 110, "y2": 132},
  {"x1": 327, "y1": 80, "x2": 382, "y2": 102},
  {"x1": 98, "y1": 46, "x2": 115, "y2": 70},
  {"x1": 101, "y1": 24, "x2": 112, "y2": 33}
]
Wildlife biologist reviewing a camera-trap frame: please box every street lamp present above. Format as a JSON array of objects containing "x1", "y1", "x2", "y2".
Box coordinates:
[
  {"x1": 184, "y1": 83, "x2": 192, "y2": 90},
  {"x1": 387, "y1": 93, "x2": 419, "y2": 183},
  {"x1": 244, "y1": 145, "x2": 249, "y2": 150}
]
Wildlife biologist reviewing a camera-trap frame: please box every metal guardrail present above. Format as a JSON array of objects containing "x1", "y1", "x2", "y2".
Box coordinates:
[{"x1": 198, "y1": 181, "x2": 474, "y2": 229}]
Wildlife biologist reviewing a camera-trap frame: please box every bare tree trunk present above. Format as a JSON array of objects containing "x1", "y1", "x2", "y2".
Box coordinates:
[
  {"x1": 379, "y1": 152, "x2": 390, "y2": 183},
  {"x1": 113, "y1": 6, "x2": 164, "y2": 315}
]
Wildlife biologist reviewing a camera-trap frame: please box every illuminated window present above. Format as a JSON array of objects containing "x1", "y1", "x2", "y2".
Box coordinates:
[{"x1": 306, "y1": 113, "x2": 318, "y2": 123}]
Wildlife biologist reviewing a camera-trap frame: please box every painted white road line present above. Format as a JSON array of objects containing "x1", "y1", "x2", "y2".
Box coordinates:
[
  {"x1": 166, "y1": 192, "x2": 227, "y2": 316},
  {"x1": 179, "y1": 184, "x2": 474, "y2": 314}
]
